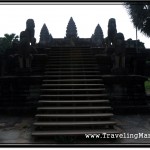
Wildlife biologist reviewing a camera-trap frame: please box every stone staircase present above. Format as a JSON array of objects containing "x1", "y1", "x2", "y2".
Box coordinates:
[{"x1": 32, "y1": 47, "x2": 119, "y2": 143}]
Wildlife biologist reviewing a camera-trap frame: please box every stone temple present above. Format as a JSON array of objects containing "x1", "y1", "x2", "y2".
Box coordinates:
[{"x1": 0, "y1": 17, "x2": 149, "y2": 144}]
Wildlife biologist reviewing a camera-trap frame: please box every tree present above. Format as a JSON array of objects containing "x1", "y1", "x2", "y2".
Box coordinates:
[
  {"x1": 0, "y1": 33, "x2": 18, "y2": 54},
  {"x1": 4, "y1": 33, "x2": 18, "y2": 46},
  {"x1": 124, "y1": 2, "x2": 150, "y2": 37}
]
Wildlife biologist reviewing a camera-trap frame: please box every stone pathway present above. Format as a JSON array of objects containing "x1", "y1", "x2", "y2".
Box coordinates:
[
  {"x1": 0, "y1": 114, "x2": 150, "y2": 144},
  {"x1": 114, "y1": 115, "x2": 150, "y2": 144},
  {"x1": 0, "y1": 115, "x2": 33, "y2": 143}
]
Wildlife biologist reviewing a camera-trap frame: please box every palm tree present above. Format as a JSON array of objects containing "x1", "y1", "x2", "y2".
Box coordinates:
[
  {"x1": 0, "y1": 33, "x2": 18, "y2": 54},
  {"x1": 3, "y1": 33, "x2": 18, "y2": 47},
  {"x1": 124, "y1": 2, "x2": 150, "y2": 37},
  {"x1": 124, "y1": 2, "x2": 150, "y2": 51}
]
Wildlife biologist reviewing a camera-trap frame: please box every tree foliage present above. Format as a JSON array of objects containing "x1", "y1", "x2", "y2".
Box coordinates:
[
  {"x1": 0, "y1": 33, "x2": 18, "y2": 54},
  {"x1": 124, "y1": 2, "x2": 150, "y2": 37}
]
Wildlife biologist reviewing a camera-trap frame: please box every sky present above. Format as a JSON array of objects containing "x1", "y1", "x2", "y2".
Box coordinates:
[{"x1": 0, "y1": 3, "x2": 150, "y2": 48}]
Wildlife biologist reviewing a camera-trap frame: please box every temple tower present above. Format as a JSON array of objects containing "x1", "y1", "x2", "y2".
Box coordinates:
[
  {"x1": 39, "y1": 23, "x2": 52, "y2": 47},
  {"x1": 66, "y1": 17, "x2": 78, "y2": 39},
  {"x1": 91, "y1": 24, "x2": 104, "y2": 47}
]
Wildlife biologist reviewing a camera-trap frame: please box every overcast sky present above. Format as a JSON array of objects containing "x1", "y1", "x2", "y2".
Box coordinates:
[{"x1": 0, "y1": 3, "x2": 150, "y2": 48}]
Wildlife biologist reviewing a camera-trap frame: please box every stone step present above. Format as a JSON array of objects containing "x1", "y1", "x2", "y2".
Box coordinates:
[
  {"x1": 47, "y1": 61, "x2": 97, "y2": 64},
  {"x1": 47, "y1": 59, "x2": 96, "y2": 62},
  {"x1": 40, "y1": 88, "x2": 105, "y2": 92},
  {"x1": 40, "y1": 88, "x2": 106, "y2": 94},
  {"x1": 47, "y1": 58, "x2": 95, "y2": 61},
  {"x1": 43, "y1": 75, "x2": 101, "y2": 79},
  {"x1": 42, "y1": 79, "x2": 103, "y2": 83},
  {"x1": 44, "y1": 67, "x2": 99, "y2": 71},
  {"x1": 32, "y1": 47, "x2": 118, "y2": 142},
  {"x1": 38, "y1": 99, "x2": 109, "y2": 104},
  {"x1": 48, "y1": 54, "x2": 92, "y2": 59},
  {"x1": 37, "y1": 106, "x2": 111, "y2": 111},
  {"x1": 48, "y1": 54, "x2": 93, "y2": 56},
  {"x1": 48, "y1": 50, "x2": 92, "y2": 53},
  {"x1": 48, "y1": 49, "x2": 91, "y2": 51},
  {"x1": 48, "y1": 52, "x2": 95, "y2": 55},
  {"x1": 48, "y1": 49, "x2": 92, "y2": 52},
  {"x1": 46, "y1": 64, "x2": 98, "y2": 67},
  {"x1": 41, "y1": 83, "x2": 104, "y2": 88},
  {"x1": 48, "y1": 52, "x2": 93, "y2": 55},
  {"x1": 40, "y1": 93, "x2": 107, "y2": 97},
  {"x1": 47, "y1": 48, "x2": 91, "y2": 51},
  {"x1": 35, "y1": 113, "x2": 114, "y2": 118},
  {"x1": 44, "y1": 71, "x2": 100, "y2": 75},
  {"x1": 32, "y1": 129, "x2": 118, "y2": 136},
  {"x1": 37, "y1": 106, "x2": 111, "y2": 114},
  {"x1": 47, "y1": 50, "x2": 93, "y2": 53},
  {"x1": 48, "y1": 49, "x2": 92, "y2": 51},
  {"x1": 38, "y1": 99, "x2": 110, "y2": 107},
  {"x1": 33, "y1": 121, "x2": 116, "y2": 126},
  {"x1": 39, "y1": 94, "x2": 107, "y2": 101}
]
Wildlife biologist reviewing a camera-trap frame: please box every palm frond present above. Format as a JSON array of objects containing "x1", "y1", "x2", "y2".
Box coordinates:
[{"x1": 124, "y1": 2, "x2": 150, "y2": 37}]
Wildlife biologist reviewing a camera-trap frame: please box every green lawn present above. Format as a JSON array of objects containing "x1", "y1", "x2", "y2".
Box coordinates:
[{"x1": 145, "y1": 79, "x2": 150, "y2": 90}]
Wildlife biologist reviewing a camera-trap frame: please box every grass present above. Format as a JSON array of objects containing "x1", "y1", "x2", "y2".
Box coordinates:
[
  {"x1": 145, "y1": 79, "x2": 150, "y2": 91},
  {"x1": 146, "y1": 61, "x2": 150, "y2": 64}
]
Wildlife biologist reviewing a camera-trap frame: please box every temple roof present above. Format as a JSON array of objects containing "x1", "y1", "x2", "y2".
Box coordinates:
[{"x1": 66, "y1": 17, "x2": 78, "y2": 38}]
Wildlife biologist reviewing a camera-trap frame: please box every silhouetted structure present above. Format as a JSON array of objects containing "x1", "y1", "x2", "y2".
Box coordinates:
[
  {"x1": 111, "y1": 32, "x2": 126, "y2": 73},
  {"x1": 66, "y1": 17, "x2": 78, "y2": 39},
  {"x1": 91, "y1": 24, "x2": 104, "y2": 47},
  {"x1": 126, "y1": 38, "x2": 145, "y2": 50},
  {"x1": 105, "y1": 18, "x2": 117, "y2": 48},
  {"x1": 0, "y1": 17, "x2": 149, "y2": 144},
  {"x1": 25, "y1": 19, "x2": 35, "y2": 45},
  {"x1": 39, "y1": 24, "x2": 53, "y2": 48},
  {"x1": 18, "y1": 31, "x2": 32, "y2": 69}
]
